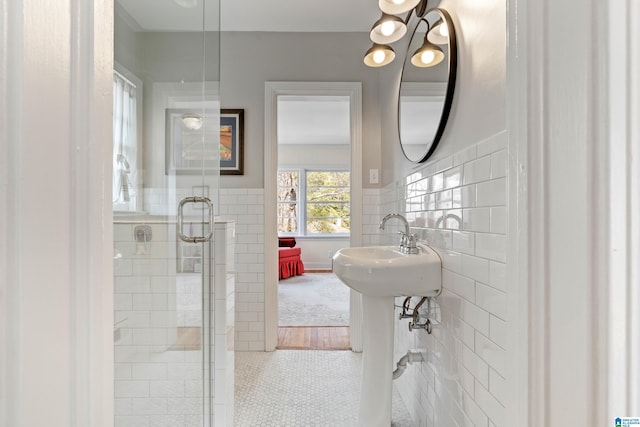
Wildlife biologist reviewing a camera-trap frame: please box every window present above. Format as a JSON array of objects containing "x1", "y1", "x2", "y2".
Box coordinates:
[
  {"x1": 277, "y1": 170, "x2": 299, "y2": 233},
  {"x1": 277, "y1": 169, "x2": 350, "y2": 236},
  {"x1": 112, "y1": 69, "x2": 139, "y2": 211}
]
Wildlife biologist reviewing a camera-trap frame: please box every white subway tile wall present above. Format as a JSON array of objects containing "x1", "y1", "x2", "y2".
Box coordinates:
[
  {"x1": 220, "y1": 188, "x2": 385, "y2": 352},
  {"x1": 383, "y1": 132, "x2": 508, "y2": 427},
  {"x1": 218, "y1": 189, "x2": 265, "y2": 352},
  {"x1": 113, "y1": 221, "x2": 235, "y2": 427},
  {"x1": 362, "y1": 189, "x2": 383, "y2": 246}
]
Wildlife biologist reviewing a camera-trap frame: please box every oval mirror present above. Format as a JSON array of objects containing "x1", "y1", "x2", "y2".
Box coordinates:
[{"x1": 398, "y1": 8, "x2": 457, "y2": 163}]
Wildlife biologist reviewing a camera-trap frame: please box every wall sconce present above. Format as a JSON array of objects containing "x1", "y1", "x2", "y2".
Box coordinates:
[
  {"x1": 364, "y1": 44, "x2": 396, "y2": 67},
  {"x1": 182, "y1": 113, "x2": 203, "y2": 130},
  {"x1": 378, "y1": 0, "x2": 422, "y2": 15},
  {"x1": 427, "y1": 19, "x2": 449, "y2": 44},
  {"x1": 364, "y1": 0, "x2": 440, "y2": 68},
  {"x1": 410, "y1": 35, "x2": 444, "y2": 67},
  {"x1": 370, "y1": 14, "x2": 407, "y2": 44}
]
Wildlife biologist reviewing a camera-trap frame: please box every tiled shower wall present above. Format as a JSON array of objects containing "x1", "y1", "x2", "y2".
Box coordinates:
[
  {"x1": 113, "y1": 221, "x2": 235, "y2": 427},
  {"x1": 383, "y1": 131, "x2": 508, "y2": 426},
  {"x1": 218, "y1": 189, "x2": 266, "y2": 351}
]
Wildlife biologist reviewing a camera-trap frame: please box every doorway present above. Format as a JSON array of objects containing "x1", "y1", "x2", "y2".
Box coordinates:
[
  {"x1": 275, "y1": 96, "x2": 351, "y2": 349},
  {"x1": 264, "y1": 82, "x2": 363, "y2": 352}
]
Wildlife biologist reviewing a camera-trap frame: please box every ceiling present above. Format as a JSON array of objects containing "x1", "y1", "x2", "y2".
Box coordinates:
[
  {"x1": 116, "y1": 0, "x2": 381, "y2": 33},
  {"x1": 278, "y1": 96, "x2": 351, "y2": 145},
  {"x1": 222, "y1": 0, "x2": 380, "y2": 32}
]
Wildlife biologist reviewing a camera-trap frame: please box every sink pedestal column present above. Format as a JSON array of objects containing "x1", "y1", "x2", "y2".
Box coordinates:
[{"x1": 359, "y1": 295, "x2": 395, "y2": 427}]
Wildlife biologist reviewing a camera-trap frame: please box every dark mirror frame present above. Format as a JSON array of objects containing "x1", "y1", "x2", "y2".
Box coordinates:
[{"x1": 398, "y1": 8, "x2": 457, "y2": 163}]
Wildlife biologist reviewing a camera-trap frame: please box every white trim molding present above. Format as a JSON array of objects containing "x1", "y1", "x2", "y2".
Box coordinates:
[
  {"x1": 0, "y1": 0, "x2": 114, "y2": 425},
  {"x1": 264, "y1": 81, "x2": 363, "y2": 351},
  {"x1": 596, "y1": 0, "x2": 640, "y2": 420},
  {"x1": 510, "y1": 0, "x2": 640, "y2": 425}
]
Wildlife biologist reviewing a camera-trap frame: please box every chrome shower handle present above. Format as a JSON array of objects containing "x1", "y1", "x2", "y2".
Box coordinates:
[{"x1": 177, "y1": 196, "x2": 214, "y2": 243}]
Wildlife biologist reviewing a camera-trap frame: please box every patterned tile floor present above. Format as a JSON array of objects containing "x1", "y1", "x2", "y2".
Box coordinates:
[{"x1": 235, "y1": 350, "x2": 415, "y2": 426}]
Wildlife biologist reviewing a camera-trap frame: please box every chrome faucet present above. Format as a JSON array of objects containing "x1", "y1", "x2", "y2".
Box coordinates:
[{"x1": 379, "y1": 213, "x2": 419, "y2": 254}]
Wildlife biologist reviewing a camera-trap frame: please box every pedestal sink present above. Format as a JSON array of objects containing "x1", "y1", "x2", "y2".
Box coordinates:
[{"x1": 333, "y1": 245, "x2": 441, "y2": 427}]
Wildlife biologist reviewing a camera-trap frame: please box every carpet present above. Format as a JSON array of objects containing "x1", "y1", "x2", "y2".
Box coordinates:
[{"x1": 278, "y1": 272, "x2": 350, "y2": 326}]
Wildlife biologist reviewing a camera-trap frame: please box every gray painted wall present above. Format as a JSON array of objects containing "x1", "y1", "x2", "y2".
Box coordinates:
[
  {"x1": 220, "y1": 31, "x2": 382, "y2": 189},
  {"x1": 116, "y1": 24, "x2": 384, "y2": 190}
]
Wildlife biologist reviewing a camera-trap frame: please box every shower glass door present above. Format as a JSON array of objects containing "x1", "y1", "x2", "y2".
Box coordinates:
[{"x1": 113, "y1": 0, "x2": 220, "y2": 425}]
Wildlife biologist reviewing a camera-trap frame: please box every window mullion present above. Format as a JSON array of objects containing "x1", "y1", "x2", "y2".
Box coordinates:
[{"x1": 300, "y1": 168, "x2": 307, "y2": 236}]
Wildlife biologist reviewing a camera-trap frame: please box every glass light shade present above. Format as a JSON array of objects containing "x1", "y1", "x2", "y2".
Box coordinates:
[
  {"x1": 370, "y1": 14, "x2": 407, "y2": 44},
  {"x1": 410, "y1": 38, "x2": 444, "y2": 67},
  {"x1": 364, "y1": 44, "x2": 396, "y2": 67},
  {"x1": 182, "y1": 113, "x2": 204, "y2": 130},
  {"x1": 427, "y1": 20, "x2": 449, "y2": 45},
  {"x1": 378, "y1": 0, "x2": 421, "y2": 15}
]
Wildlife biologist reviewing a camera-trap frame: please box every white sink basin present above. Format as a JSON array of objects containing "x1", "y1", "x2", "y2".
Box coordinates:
[
  {"x1": 333, "y1": 245, "x2": 442, "y2": 425},
  {"x1": 332, "y1": 245, "x2": 441, "y2": 297}
]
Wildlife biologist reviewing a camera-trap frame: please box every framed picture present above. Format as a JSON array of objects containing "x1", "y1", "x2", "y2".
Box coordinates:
[
  {"x1": 165, "y1": 108, "x2": 244, "y2": 175},
  {"x1": 220, "y1": 109, "x2": 244, "y2": 175}
]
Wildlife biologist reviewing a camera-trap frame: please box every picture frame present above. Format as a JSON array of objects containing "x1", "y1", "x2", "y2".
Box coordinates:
[
  {"x1": 165, "y1": 108, "x2": 244, "y2": 175},
  {"x1": 220, "y1": 109, "x2": 244, "y2": 175}
]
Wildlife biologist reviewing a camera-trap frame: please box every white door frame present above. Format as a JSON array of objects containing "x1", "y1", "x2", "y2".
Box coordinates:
[
  {"x1": 508, "y1": 0, "x2": 640, "y2": 424},
  {"x1": 1, "y1": 0, "x2": 114, "y2": 425},
  {"x1": 264, "y1": 81, "x2": 363, "y2": 352}
]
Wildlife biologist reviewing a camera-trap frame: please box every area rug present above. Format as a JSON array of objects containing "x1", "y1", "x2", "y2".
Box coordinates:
[{"x1": 278, "y1": 272, "x2": 350, "y2": 326}]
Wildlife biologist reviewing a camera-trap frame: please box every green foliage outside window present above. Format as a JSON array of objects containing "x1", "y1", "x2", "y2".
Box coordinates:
[
  {"x1": 306, "y1": 171, "x2": 350, "y2": 234},
  {"x1": 277, "y1": 170, "x2": 350, "y2": 235}
]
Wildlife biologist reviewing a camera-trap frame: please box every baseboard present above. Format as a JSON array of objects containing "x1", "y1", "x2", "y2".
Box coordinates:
[{"x1": 303, "y1": 262, "x2": 332, "y2": 270}]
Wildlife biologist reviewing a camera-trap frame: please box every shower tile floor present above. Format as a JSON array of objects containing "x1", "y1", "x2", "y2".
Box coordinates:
[{"x1": 235, "y1": 350, "x2": 415, "y2": 426}]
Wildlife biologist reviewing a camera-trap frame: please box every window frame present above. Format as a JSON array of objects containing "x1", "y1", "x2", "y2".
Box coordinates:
[
  {"x1": 112, "y1": 63, "x2": 143, "y2": 213},
  {"x1": 277, "y1": 168, "x2": 350, "y2": 238}
]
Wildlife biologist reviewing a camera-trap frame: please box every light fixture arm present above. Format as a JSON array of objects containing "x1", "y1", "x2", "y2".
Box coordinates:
[{"x1": 414, "y1": 0, "x2": 428, "y2": 18}]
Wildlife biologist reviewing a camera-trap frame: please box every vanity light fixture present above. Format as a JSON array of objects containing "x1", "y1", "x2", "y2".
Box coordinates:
[
  {"x1": 410, "y1": 35, "x2": 444, "y2": 67},
  {"x1": 182, "y1": 113, "x2": 204, "y2": 130},
  {"x1": 364, "y1": 0, "x2": 437, "y2": 67},
  {"x1": 427, "y1": 19, "x2": 449, "y2": 44},
  {"x1": 379, "y1": 0, "x2": 422, "y2": 15},
  {"x1": 364, "y1": 44, "x2": 396, "y2": 67},
  {"x1": 370, "y1": 13, "x2": 407, "y2": 44}
]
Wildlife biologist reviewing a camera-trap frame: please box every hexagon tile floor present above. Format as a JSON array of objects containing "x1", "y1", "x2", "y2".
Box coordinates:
[{"x1": 235, "y1": 350, "x2": 415, "y2": 426}]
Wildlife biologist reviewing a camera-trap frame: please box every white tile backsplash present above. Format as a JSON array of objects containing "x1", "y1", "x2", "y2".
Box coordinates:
[
  {"x1": 383, "y1": 134, "x2": 509, "y2": 427},
  {"x1": 463, "y1": 156, "x2": 492, "y2": 185},
  {"x1": 476, "y1": 233, "x2": 507, "y2": 262},
  {"x1": 463, "y1": 207, "x2": 491, "y2": 233},
  {"x1": 452, "y1": 230, "x2": 476, "y2": 255},
  {"x1": 476, "y1": 177, "x2": 507, "y2": 207},
  {"x1": 491, "y1": 150, "x2": 508, "y2": 179},
  {"x1": 462, "y1": 254, "x2": 490, "y2": 284}
]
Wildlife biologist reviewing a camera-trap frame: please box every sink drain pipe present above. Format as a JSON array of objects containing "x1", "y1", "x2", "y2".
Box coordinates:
[{"x1": 392, "y1": 350, "x2": 424, "y2": 380}]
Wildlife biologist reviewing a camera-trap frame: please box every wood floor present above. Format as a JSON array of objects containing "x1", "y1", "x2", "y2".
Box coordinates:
[
  {"x1": 166, "y1": 326, "x2": 350, "y2": 351},
  {"x1": 277, "y1": 326, "x2": 350, "y2": 350},
  {"x1": 277, "y1": 269, "x2": 349, "y2": 350}
]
